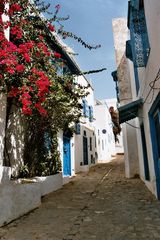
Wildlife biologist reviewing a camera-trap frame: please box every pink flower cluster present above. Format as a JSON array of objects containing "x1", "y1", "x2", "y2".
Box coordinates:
[{"x1": 0, "y1": 1, "x2": 63, "y2": 116}]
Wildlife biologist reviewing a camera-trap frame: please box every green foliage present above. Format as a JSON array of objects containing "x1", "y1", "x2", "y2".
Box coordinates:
[{"x1": 18, "y1": 164, "x2": 29, "y2": 178}]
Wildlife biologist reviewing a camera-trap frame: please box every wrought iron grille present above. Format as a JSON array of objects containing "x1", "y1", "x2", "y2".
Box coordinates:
[{"x1": 130, "y1": 6, "x2": 150, "y2": 67}]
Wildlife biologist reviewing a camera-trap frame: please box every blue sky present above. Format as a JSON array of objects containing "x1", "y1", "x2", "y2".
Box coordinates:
[{"x1": 46, "y1": 0, "x2": 128, "y2": 100}]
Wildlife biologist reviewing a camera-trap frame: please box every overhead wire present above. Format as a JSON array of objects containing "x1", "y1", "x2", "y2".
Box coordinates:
[
  {"x1": 125, "y1": 121, "x2": 140, "y2": 129},
  {"x1": 143, "y1": 68, "x2": 160, "y2": 104}
]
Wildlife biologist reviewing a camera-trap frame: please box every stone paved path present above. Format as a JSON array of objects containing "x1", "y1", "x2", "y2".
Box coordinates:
[{"x1": 1, "y1": 155, "x2": 160, "y2": 240}]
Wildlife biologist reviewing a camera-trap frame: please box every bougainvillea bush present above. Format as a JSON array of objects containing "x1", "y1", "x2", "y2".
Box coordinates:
[
  {"x1": 0, "y1": 0, "x2": 63, "y2": 116},
  {"x1": 0, "y1": 0, "x2": 89, "y2": 176}
]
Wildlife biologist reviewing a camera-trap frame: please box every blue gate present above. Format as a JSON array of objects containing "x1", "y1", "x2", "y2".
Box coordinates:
[{"x1": 63, "y1": 136, "x2": 71, "y2": 176}]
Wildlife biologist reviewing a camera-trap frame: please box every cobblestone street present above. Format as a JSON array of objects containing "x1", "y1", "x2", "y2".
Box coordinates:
[{"x1": 1, "y1": 155, "x2": 160, "y2": 240}]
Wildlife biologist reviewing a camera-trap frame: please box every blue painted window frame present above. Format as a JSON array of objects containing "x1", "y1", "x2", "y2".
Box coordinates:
[
  {"x1": 82, "y1": 99, "x2": 89, "y2": 118},
  {"x1": 149, "y1": 94, "x2": 160, "y2": 198},
  {"x1": 140, "y1": 123, "x2": 150, "y2": 181},
  {"x1": 128, "y1": 0, "x2": 150, "y2": 93},
  {"x1": 75, "y1": 123, "x2": 81, "y2": 135},
  {"x1": 89, "y1": 105, "x2": 94, "y2": 122}
]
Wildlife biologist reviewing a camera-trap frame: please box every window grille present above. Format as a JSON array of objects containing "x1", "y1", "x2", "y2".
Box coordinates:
[{"x1": 129, "y1": 0, "x2": 150, "y2": 67}]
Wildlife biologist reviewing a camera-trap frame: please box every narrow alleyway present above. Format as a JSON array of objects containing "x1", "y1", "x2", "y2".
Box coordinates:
[{"x1": 1, "y1": 155, "x2": 160, "y2": 240}]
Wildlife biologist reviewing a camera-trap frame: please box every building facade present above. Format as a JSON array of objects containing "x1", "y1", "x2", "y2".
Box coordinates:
[
  {"x1": 94, "y1": 99, "x2": 116, "y2": 163},
  {"x1": 112, "y1": 0, "x2": 160, "y2": 199}
]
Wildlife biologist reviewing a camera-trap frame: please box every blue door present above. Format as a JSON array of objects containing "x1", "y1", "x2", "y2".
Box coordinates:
[
  {"x1": 140, "y1": 123, "x2": 150, "y2": 181},
  {"x1": 63, "y1": 136, "x2": 71, "y2": 176},
  {"x1": 150, "y1": 103, "x2": 160, "y2": 198},
  {"x1": 83, "y1": 136, "x2": 88, "y2": 165}
]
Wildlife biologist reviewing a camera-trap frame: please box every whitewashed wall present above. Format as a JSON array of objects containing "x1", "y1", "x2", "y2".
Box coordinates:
[
  {"x1": 136, "y1": 0, "x2": 160, "y2": 196},
  {"x1": 0, "y1": 4, "x2": 11, "y2": 182},
  {"x1": 74, "y1": 125, "x2": 96, "y2": 173},
  {"x1": 112, "y1": 18, "x2": 140, "y2": 178},
  {"x1": 94, "y1": 101, "x2": 116, "y2": 163},
  {"x1": 74, "y1": 75, "x2": 96, "y2": 173},
  {"x1": 112, "y1": 2, "x2": 160, "y2": 198}
]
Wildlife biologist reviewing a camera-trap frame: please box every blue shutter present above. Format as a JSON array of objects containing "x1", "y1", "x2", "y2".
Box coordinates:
[
  {"x1": 126, "y1": 40, "x2": 133, "y2": 61},
  {"x1": 131, "y1": 0, "x2": 139, "y2": 10},
  {"x1": 82, "y1": 99, "x2": 89, "y2": 117},
  {"x1": 82, "y1": 99, "x2": 86, "y2": 116},
  {"x1": 89, "y1": 106, "x2": 94, "y2": 122},
  {"x1": 75, "y1": 123, "x2": 81, "y2": 135},
  {"x1": 129, "y1": 2, "x2": 150, "y2": 67},
  {"x1": 85, "y1": 101, "x2": 89, "y2": 118}
]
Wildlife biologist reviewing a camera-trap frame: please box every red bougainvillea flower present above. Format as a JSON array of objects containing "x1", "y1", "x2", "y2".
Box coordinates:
[
  {"x1": 0, "y1": 49, "x2": 8, "y2": 58},
  {"x1": 54, "y1": 52, "x2": 61, "y2": 58},
  {"x1": 21, "y1": 98, "x2": 32, "y2": 106},
  {"x1": 7, "y1": 42, "x2": 18, "y2": 52},
  {"x1": 48, "y1": 23, "x2": 55, "y2": 32},
  {"x1": 16, "y1": 64, "x2": 25, "y2": 72},
  {"x1": 22, "y1": 106, "x2": 32, "y2": 115},
  {"x1": 10, "y1": 26, "x2": 23, "y2": 39},
  {"x1": 0, "y1": 32, "x2": 5, "y2": 42},
  {"x1": 23, "y1": 53, "x2": 31, "y2": 63},
  {"x1": 8, "y1": 3, "x2": 22, "y2": 16},
  {"x1": 11, "y1": 3, "x2": 22, "y2": 12},
  {"x1": 20, "y1": 91, "x2": 33, "y2": 115},
  {"x1": 21, "y1": 92, "x2": 31, "y2": 99},
  {"x1": 8, "y1": 87, "x2": 19, "y2": 97},
  {"x1": 39, "y1": 36, "x2": 44, "y2": 41},
  {"x1": 35, "y1": 102, "x2": 47, "y2": 116},
  {"x1": 37, "y1": 42, "x2": 51, "y2": 57},
  {"x1": 6, "y1": 67, "x2": 15, "y2": 74}
]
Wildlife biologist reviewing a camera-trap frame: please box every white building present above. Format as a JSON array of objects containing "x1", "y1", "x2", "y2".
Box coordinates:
[
  {"x1": 112, "y1": 0, "x2": 160, "y2": 199},
  {"x1": 74, "y1": 76, "x2": 96, "y2": 173},
  {"x1": 58, "y1": 73, "x2": 96, "y2": 177},
  {"x1": 112, "y1": 18, "x2": 140, "y2": 179},
  {"x1": 94, "y1": 99, "x2": 116, "y2": 163}
]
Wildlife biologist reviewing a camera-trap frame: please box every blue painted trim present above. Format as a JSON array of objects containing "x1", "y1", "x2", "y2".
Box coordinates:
[
  {"x1": 82, "y1": 99, "x2": 89, "y2": 118},
  {"x1": 89, "y1": 106, "x2": 94, "y2": 122},
  {"x1": 140, "y1": 123, "x2": 150, "y2": 181},
  {"x1": 75, "y1": 123, "x2": 81, "y2": 135},
  {"x1": 128, "y1": 0, "x2": 150, "y2": 96},
  {"x1": 149, "y1": 94, "x2": 160, "y2": 199},
  {"x1": 134, "y1": 66, "x2": 140, "y2": 94},
  {"x1": 131, "y1": 0, "x2": 140, "y2": 10}
]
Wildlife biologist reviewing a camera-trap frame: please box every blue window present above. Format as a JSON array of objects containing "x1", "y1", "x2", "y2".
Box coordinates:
[
  {"x1": 75, "y1": 123, "x2": 81, "y2": 135},
  {"x1": 82, "y1": 99, "x2": 89, "y2": 117},
  {"x1": 89, "y1": 106, "x2": 94, "y2": 122},
  {"x1": 129, "y1": 0, "x2": 150, "y2": 67},
  {"x1": 127, "y1": 0, "x2": 150, "y2": 93},
  {"x1": 126, "y1": 40, "x2": 133, "y2": 61}
]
